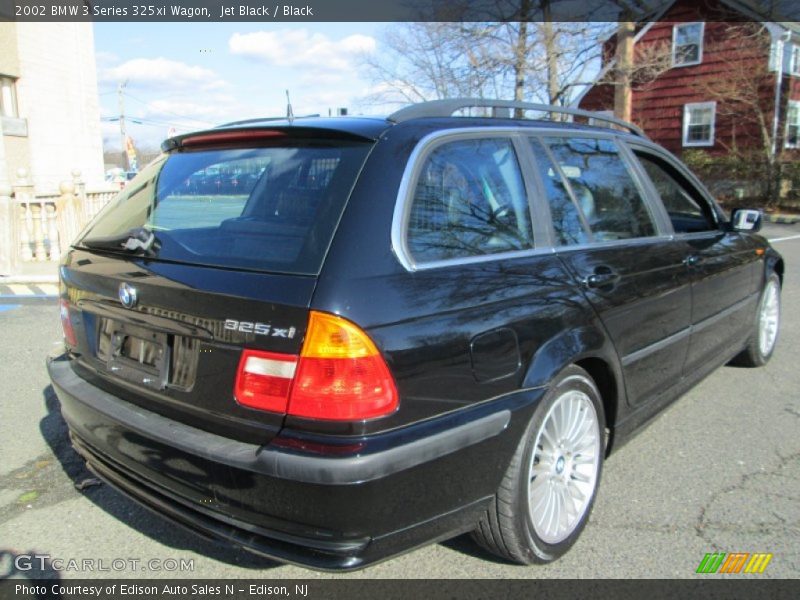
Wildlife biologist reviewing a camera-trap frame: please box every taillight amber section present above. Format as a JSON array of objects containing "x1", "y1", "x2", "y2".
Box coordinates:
[
  {"x1": 300, "y1": 311, "x2": 379, "y2": 358},
  {"x1": 287, "y1": 311, "x2": 398, "y2": 421}
]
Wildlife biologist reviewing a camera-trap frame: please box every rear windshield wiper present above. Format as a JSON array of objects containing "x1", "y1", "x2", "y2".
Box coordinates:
[{"x1": 80, "y1": 227, "x2": 161, "y2": 257}]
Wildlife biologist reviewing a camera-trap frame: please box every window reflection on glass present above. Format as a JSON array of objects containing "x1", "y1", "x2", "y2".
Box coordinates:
[
  {"x1": 81, "y1": 144, "x2": 368, "y2": 275},
  {"x1": 408, "y1": 138, "x2": 533, "y2": 262},
  {"x1": 673, "y1": 23, "x2": 703, "y2": 66},
  {"x1": 153, "y1": 156, "x2": 269, "y2": 231},
  {"x1": 636, "y1": 153, "x2": 716, "y2": 233},
  {"x1": 543, "y1": 137, "x2": 656, "y2": 242},
  {"x1": 528, "y1": 138, "x2": 589, "y2": 246}
]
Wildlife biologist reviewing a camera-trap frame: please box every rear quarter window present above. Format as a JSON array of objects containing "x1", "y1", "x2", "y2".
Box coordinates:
[{"x1": 405, "y1": 137, "x2": 534, "y2": 264}]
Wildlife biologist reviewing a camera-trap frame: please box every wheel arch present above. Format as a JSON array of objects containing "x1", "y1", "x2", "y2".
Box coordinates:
[
  {"x1": 772, "y1": 257, "x2": 784, "y2": 286},
  {"x1": 522, "y1": 325, "x2": 624, "y2": 455},
  {"x1": 765, "y1": 248, "x2": 783, "y2": 286}
]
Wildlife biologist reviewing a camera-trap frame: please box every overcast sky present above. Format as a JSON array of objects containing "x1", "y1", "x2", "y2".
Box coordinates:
[{"x1": 94, "y1": 22, "x2": 384, "y2": 152}]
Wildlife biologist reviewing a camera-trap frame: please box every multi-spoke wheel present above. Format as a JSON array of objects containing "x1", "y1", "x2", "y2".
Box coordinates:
[
  {"x1": 472, "y1": 365, "x2": 605, "y2": 563},
  {"x1": 528, "y1": 388, "x2": 601, "y2": 544},
  {"x1": 732, "y1": 272, "x2": 781, "y2": 368}
]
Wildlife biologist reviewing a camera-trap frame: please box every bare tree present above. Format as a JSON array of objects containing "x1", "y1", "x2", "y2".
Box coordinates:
[
  {"x1": 596, "y1": 34, "x2": 673, "y2": 100},
  {"x1": 359, "y1": 23, "x2": 503, "y2": 105},
  {"x1": 689, "y1": 23, "x2": 788, "y2": 206},
  {"x1": 359, "y1": 3, "x2": 606, "y2": 111}
]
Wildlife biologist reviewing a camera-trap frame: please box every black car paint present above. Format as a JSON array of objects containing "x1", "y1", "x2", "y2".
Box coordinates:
[{"x1": 49, "y1": 115, "x2": 783, "y2": 570}]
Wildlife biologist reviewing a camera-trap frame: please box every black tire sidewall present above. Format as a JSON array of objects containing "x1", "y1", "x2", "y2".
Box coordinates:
[{"x1": 515, "y1": 365, "x2": 606, "y2": 562}]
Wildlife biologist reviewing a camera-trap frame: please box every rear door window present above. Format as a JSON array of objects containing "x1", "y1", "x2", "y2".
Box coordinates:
[
  {"x1": 79, "y1": 140, "x2": 371, "y2": 275},
  {"x1": 527, "y1": 138, "x2": 590, "y2": 246},
  {"x1": 406, "y1": 137, "x2": 533, "y2": 263},
  {"x1": 543, "y1": 137, "x2": 657, "y2": 242}
]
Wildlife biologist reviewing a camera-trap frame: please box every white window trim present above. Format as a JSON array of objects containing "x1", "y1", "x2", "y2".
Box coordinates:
[
  {"x1": 786, "y1": 100, "x2": 800, "y2": 149},
  {"x1": 682, "y1": 101, "x2": 716, "y2": 147},
  {"x1": 672, "y1": 22, "x2": 705, "y2": 68},
  {"x1": 0, "y1": 75, "x2": 19, "y2": 119},
  {"x1": 791, "y1": 44, "x2": 800, "y2": 77}
]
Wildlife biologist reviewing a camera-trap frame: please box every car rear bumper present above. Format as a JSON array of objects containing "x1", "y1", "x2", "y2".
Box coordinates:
[{"x1": 48, "y1": 354, "x2": 542, "y2": 570}]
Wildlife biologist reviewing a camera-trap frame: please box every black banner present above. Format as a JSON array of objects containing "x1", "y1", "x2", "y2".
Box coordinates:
[
  {"x1": 0, "y1": 0, "x2": 798, "y2": 22},
  {"x1": 2, "y1": 579, "x2": 800, "y2": 600}
]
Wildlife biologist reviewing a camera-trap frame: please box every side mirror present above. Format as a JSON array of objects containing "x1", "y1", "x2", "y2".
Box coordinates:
[{"x1": 731, "y1": 209, "x2": 762, "y2": 233}]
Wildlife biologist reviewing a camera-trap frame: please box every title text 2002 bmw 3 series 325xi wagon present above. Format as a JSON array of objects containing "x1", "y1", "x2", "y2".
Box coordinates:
[{"x1": 48, "y1": 100, "x2": 783, "y2": 570}]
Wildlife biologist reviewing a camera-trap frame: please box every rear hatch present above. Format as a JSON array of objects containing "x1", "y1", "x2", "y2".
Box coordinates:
[{"x1": 60, "y1": 128, "x2": 375, "y2": 444}]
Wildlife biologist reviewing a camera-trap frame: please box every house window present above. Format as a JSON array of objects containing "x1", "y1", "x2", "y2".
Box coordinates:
[
  {"x1": 786, "y1": 101, "x2": 799, "y2": 149},
  {"x1": 672, "y1": 22, "x2": 704, "y2": 67},
  {"x1": 0, "y1": 76, "x2": 19, "y2": 118},
  {"x1": 683, "y1": 102, "x2": 716, "y2": 147},
  {"x1": 791, "y1": 45, "x2": 800, "y2": 76}
]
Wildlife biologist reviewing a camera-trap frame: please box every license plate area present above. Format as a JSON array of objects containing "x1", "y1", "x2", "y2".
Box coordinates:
[{"x1": 106, "y1": 323, "x2": 170, "y2": 390}]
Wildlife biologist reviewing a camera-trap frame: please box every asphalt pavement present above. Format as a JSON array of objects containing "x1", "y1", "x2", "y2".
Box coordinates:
[{"x1": 1, "y1": 222, "x2": 798, "y2": 580}]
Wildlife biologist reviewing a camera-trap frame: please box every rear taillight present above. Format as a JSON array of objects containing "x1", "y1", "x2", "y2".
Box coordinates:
[
  {"x1": 289, "y1": 311, "x2": 399, "y2": 420},
  {"x1": 233, "y1": 311, "x2": 398, "y2": 421},
  {"x1": 59, "y1": 299, "x2": 77, "y2": 347}
]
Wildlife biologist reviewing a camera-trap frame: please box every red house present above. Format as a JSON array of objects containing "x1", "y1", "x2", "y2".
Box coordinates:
[{"x1": 577, "y1": 0, "x2": 800, "y2": 167}]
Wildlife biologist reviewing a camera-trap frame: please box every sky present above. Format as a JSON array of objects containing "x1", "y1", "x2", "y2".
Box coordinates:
[{"x1": 93, "y1": 22, "x2": 385, "y2": 153}]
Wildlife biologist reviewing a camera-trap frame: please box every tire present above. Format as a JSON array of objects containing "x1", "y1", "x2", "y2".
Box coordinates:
[
  {"x1": 731, "y1": 272, "x2": 781, "y2": 368},
  {"x1": 472, "y1": 365, "x2": 605, "y2": 564}
]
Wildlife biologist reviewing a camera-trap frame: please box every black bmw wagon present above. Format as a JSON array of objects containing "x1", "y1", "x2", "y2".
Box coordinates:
[{"x1": 48, "y1": 99, "x2": 783, "y2": 570}]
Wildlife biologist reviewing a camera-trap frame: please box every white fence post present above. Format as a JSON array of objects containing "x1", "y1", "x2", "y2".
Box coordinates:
[
  {"x1": 57, "y1": 180, "x2": 84, "y2": 255},
  {"x1": 14, "y1": 168, "x2": 35, "y2": 262},
  {"x1": 0, "y1": 181, "x2": 17, "y2": 276}
]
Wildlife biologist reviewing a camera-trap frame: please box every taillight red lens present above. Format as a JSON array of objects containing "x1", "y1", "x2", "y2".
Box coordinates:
[
  {"x1": 234, "y1": 350, "x2": 297, "y2": 413},
  {"x1": 59, "y1": 299, "x2": 77, "y2": 347},
  {"x1": 233, "y1": 312, "x2": 399, "y2": 421},
  {"x1": 288, "y1": 312, "x2": 398, "y2": 421}
]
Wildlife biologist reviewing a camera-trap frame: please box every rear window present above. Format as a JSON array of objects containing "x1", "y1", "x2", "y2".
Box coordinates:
[{"x1": 79, "y1": 140, "x2": 371, "y2": 275}]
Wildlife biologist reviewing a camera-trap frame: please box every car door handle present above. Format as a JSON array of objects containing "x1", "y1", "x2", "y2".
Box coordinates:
[
  {"x1": 684, "y1": 255, "x2": 700, "y2": 267},
  {"x1": 582, "y1": 269, "x2": 621, "y2": 289}
]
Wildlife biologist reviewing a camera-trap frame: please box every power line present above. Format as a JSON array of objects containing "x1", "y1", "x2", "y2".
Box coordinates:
[
  {"x1": 102, "y1": 115, "x2": 197, "y2": 130},
  {"x1": 122, "y1": 91, "x2": 215, "y2": 126}
]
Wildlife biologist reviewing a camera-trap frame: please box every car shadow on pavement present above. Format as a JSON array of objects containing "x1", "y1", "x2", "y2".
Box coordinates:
[
  {"x1": 438, "y1": 535, "x2": 514, "y2": 565},
  {"x1": 40, "y1": 385, "x2": 278, "y2": 571}
]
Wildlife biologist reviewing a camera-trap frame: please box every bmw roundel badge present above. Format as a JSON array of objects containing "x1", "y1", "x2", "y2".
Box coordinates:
[{"x1": 119, "y1": 282, "x2": 138, "y2": 309}]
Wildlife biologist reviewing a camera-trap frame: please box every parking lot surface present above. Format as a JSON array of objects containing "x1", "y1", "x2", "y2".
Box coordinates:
[{"x1": 1, "y1": 222, "x2": 798, "y2": 580}]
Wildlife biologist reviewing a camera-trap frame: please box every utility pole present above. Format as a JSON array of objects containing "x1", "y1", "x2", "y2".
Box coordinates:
[{"x1": 118, "y1": 80, "x2": 128, "y2": 170}]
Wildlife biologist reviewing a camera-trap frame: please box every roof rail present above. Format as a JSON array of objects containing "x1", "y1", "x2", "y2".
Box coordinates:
[{"x1": 387, "y1": 99, "x2": 646, "y2": 138}]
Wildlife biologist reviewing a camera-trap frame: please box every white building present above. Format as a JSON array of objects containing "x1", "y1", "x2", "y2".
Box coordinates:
[{"x1": 0, "y1": 22, "x2": 104, "y2": 190}]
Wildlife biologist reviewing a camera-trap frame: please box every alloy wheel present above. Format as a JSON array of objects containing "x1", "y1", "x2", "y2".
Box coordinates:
[{"x1": 528, "y1": 388, "x2": 601, "y2": 544}]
